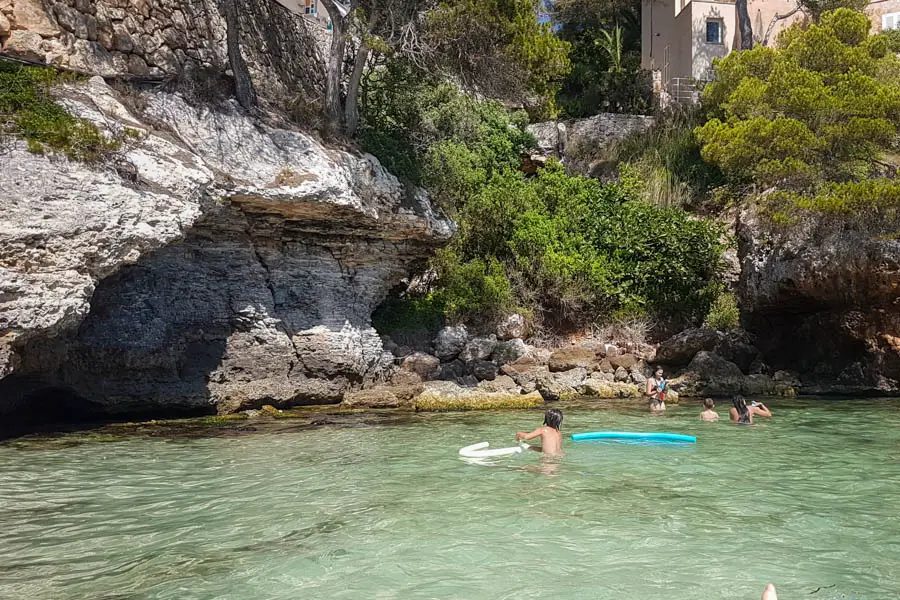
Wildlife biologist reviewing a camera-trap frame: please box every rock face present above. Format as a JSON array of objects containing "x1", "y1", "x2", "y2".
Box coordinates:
[
  {"x1": 738, "y1": 205, "x2": 900, "y2": 394},
  {"x1": 0, "y1": 77, "x2": 452, "y2": 421},
  {"x1": 526, "y1": 113, "x2": 655, "y2": 177}
]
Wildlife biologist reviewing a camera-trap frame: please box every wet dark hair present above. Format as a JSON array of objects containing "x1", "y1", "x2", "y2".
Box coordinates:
[
  {"x1": 703, "y1": 398, "x2": 715, "y2": 409},
  {"x1": 543, "y1": 408, "x2": 563, "y2": 430},
  {"x1": 732, "y1": 395, "x2": 749, "y2": 422}
]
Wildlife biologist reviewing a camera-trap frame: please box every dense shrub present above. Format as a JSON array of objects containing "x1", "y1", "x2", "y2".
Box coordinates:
[
  {"x1": 0, "y1": 62, "x2": 121, "y2": 162},
  {"x1": 696, "y1": 9, "x2": 900, "y2": 190},
  {"x1": 703, "y1": 290, "x2": 740, "y2": 330},
  {"x1": 424, "y1": 162, "x2": 725, "y2": 328},
  {"x1": 360, "y1": 60, "x2": 533, "y2": 205},
  {"x1": 365, "y1": 61, "x2": 725, "y2": 331},
  {"x1": 762, "y1": 179, "x2": 900, "y2": 233}
]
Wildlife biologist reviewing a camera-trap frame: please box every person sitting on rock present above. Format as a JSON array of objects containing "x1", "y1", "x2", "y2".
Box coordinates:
[
  {"x1": 700, "y1": 398, "x2": 719, "y2": 421},
  {"x1": 646, "y1": 368, "x2": 667, "y2": 411},
  {"x1": 729, "y1": 395, "x2": 772, "y2": 424},
  {"x1": 516, "y1": 409, "x2": 563, "y2": 455}
]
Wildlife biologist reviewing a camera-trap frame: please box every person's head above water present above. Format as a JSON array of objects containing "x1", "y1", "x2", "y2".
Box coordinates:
[
  {"x1": 655, "y1": 368, "x2": 664, "y2": 378},
  {"x1": 543, "y1": 408, "x2": 563, "y2": 430},
  {"x1": 704, "y1": 398, "x2": 715, "y2": 409},
  {"x1": 732, "y1": 395, "x2": 748, "y2": 414}
]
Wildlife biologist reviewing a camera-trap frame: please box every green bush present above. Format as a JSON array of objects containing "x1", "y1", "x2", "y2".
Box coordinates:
[
  {"x1": 696, "y1": 9, "x2": 900, "y2": 190},
  {"x1": 0, "y1": 62, "x2": 121, "y2": 162},
  {"x1": 359, "y1": 59, "x2": 533, "y2": 204},
  {"x1": 703, "y1": 290, "x2": 740, "y2": 330},
  {"x1": 363, "y1": 64, "x2": 725, "y2": 331},
  {"x1": 448, "y1": 163, "x2": 725, "y2": 328},
  {"x1": 371, "y1": 293, "x2": 446, "y2": 336},
  {"x1": 762, "y1": 179, "x2": 900, "y2": 233}
]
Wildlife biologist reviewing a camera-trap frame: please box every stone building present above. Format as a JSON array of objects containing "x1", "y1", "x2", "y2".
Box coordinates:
[{"x1": 642, "y1": 0, "x2": 900, "y2": 102}]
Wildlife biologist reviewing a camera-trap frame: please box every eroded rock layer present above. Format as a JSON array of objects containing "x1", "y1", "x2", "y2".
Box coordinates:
[{"x1": 0, "y1": 77, "x2": 452, "y2": 422}]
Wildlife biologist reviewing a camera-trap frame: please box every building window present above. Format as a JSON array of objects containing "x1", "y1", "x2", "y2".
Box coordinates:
[
  {"x1": 706, "y1": 19, "x2": 723, "y2": 44},
  {"x1": 884, "y1": 13, "x2": 899, "y2": 30}
]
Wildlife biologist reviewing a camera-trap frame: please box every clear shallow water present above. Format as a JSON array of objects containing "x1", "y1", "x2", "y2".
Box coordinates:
[{"x1": 1, "y1": 399, "x2": 899, "y2": 600}]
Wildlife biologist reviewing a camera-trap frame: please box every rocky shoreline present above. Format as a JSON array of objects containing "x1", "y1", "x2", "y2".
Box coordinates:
[{"x1": 329, "y1": 318, "x2": 809, "y2": 415}]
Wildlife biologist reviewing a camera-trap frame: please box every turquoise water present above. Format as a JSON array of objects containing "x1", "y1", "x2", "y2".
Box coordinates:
[{"x1": 1, "y1": 398, "x2": 899, "y2": 599}]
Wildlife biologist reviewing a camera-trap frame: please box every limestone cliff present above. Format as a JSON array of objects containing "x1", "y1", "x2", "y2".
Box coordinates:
[
  {"x1": 0, "y1": 77, "x2": 452, "y2": 423},
  {"x1": 738, "y1": 205, "x2": 900, "y2": 394}
]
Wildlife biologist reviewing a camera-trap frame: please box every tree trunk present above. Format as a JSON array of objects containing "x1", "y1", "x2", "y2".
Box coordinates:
[
  {"x1": 222, "y1": 0, "x2": 257, "y2": 111},
  {"x1": 763, "y1": 3, "x2": 801, "y2": 46},
  {"x1": 736, "y1": 0, "x2": 753, "y2": 50},
  {"x1": 318, "y1": 0, "x2": 348, "y2": 131},
  {"x1": 344, "y1": 43, "x2": 370, "y2": 136}
]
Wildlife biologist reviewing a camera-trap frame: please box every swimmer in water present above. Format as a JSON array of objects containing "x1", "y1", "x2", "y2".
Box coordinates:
[
  {"x1": 729, "y1": 395, "x2": 773, "y2": 424},
  {"x1": 700, "y1": 397, "x2": 719, "y2": 421},
  {"x1": 646, "y1": 368, "x2": 667, "y2": 411},
  {"x1": 515, "y1": 409, "x2": 563, "y2": 455}
]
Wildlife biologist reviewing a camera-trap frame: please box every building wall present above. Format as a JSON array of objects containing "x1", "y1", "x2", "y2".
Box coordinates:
[
  {"x1": 867, "y1": 0, "x2": 900, "y2": 32},
  {"x1": 745, "y1": 0, "x2": 805, "y2": 47},
  {"x1": 643, "y1": 0, "x2": 898, "y2": 89},
  {"x1": 689, "y1": 1, "x2": 735, "y2": 80}
]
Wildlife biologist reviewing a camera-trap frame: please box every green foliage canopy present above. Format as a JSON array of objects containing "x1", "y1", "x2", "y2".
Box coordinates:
[{"x1": 696, "y1": 9, "x2": 900, "y2": 190}]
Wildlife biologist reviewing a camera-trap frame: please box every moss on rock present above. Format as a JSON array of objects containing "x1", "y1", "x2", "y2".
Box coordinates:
[
  {"x1": 0, "y1": 62, "x2": 122, "y2": 162},
  {"x1": 413, "y1": 381, "x2": 544, "y2": 411}
]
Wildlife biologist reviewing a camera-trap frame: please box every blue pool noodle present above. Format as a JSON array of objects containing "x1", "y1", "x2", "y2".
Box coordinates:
[{"x1": 571, "y1": 431, "x2": 696, "y2": 443}]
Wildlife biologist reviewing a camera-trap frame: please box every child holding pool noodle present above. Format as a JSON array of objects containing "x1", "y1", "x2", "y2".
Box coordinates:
[{"x1": 515, "y1": 409, "x2": 563, "y2": 455}]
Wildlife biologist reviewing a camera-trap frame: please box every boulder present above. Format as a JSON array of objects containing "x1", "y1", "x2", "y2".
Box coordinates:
[
  {"x1": 681, "y1": 351, "x2": 746, "y2": 396},
  {"x1": 12, "y1": 0, "x2": 60, "y2": 37},
  {"x1": 437, "y1": 360, "x2": 465, "y2": 382},
  {"x1": 401, "y1": 352, "x2": 440, "y2": 380},
  {"x1": 477, "y1": 374, "x2": 520, "y2": 393},
  {"x1": 434, "y1": 325, "x2": 468, "y2": 361},
  {"x1": 413, "y1": 381, "x2": 543, "y2": 411},
  {"x1": 491, "y1": 338, "x2": 528, "y2": 365},
  {"x1": 614, "y1": 366, "x2": 629, "y2": 382},
  {"x1": 630, "y1": 370, "x2": 647, "y2": 386},
  {"x1": 608, "y1": 353, "x2": 638, "y2": 370},
  {"x1": 3, "y1": 30, "x2": 44, "y2": 62},
  {"x1": 743, "y1": 374, "x2": 775, "y2": 396},
  {"x1": 458, "y1": 335, "x2": 497, "y2": 363},
  {"x1": 496, "y1": 314, "x2": 527, "y2": 340},
  {"x1": 501, "y1": 362, "x2": 549, "y2": 393},
  {"x1": 342, "y1": 370, "x2": 423, "y2": 409},
  {"x1": 472, "y1": 360, "x2": 499, "y2": 381},
  {"x1": 525, "y1": 346, "x2": 553, "y2": 365},
  {"x1": 597, "y1": 358, "x2": 614, "y2": 373},
  {"x1": 656, "y1": 328, "x2": 725, "y2": 366},
  {"x1": 687, "y1": 351, "x2": 744, "y2": 379},
  {"x1": 548, "y1": 347, "x2": 598, "y2": 372},
  {"x1": 535, "y1": 367, "x2": 587, "y2": 401},
  {"x1": 773, "y1": 370, "x2": 800, "y2": 397},
  {"x1": 579, "y1": 378, "x2": 642, "y2": 398}
]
